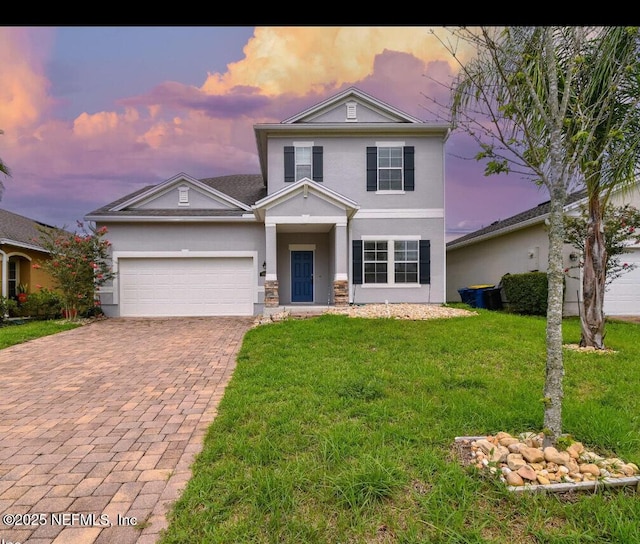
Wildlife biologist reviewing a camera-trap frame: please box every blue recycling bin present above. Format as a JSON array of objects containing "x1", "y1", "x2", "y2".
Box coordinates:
[
  {"x1": 458, "y1": 285, "x2": 495, "y2": 308},
  {"x1": 458, "y1": 288, "x2": 475, "y2": 306}
]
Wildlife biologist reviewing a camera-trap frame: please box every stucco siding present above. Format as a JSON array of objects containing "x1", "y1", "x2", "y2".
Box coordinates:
[
  {"x1": 309, "y1": 103, "x2": 394, "y2": 123},
  {"x1": 266, "y1": 192, "x2": 347, "y2": 217},
  {"x1": 136, "y1": 185, "x2": 235, "y2": 210},
  {"x1": 266, "y1": 136, "x2": 445, "y2": 210},
  {"x1": 100, "y1": 222, "x2": 264, "y2": 252}
]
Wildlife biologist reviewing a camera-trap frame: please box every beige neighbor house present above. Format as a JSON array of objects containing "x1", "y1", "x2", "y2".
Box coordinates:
[
  {"x1": 0, "y1": 208, "x2": 58, "y2": 301},
  {"x1": 446, "y1": 185, "x2": 640, "y2": 317}
]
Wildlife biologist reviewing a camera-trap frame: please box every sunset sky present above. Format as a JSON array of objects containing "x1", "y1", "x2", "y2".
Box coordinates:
[{"x1": 0, "y1": 26, "x2": 550, "y2": 239}]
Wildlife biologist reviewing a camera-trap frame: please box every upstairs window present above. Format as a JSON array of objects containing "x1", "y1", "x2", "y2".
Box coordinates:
[
  {"x1": 295, "y1": 146, "x2": 312, "y2": 181},
  {"x1": 378, "y1": 147, "x2": 403, "y2": 191},
  {"x1": 367, "y1": 145, "x2": 414, "y2": 192},
  {"x1": 284, "y1": 145, "x2": 323, "y2": 182}
]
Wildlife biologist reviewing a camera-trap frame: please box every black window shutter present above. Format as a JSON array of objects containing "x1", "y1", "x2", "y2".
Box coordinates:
[
  {"x1": 419, "y1": 239, "x2": 431, "y2": 284},
  {"x1": 312, "y1": 146, "x2": 323, "y2": 182},
  {"x1": 352, "y1": 240, "x2": 363, "y2": 285},
  {"x1": 404, "y1": 146, "x2": 415, "y2": 191},
  {"x1": 284, "y1": 146, "x2": 295, "y2": 182},
  {"x1": 366, "y1": 147, "x2": 378, "y2": 191}
]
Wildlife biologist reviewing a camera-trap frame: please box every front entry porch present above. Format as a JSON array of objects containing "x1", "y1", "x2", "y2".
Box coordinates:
[
  {"x1": 263, "y1": 229, "x2": 349, "y2": 308},
  {"x1": 252, "y1": 178, "x2": 359, "y2": 309}
]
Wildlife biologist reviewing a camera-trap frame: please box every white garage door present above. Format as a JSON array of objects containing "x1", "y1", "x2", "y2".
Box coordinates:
[
  {"x1": 604, "y1": 248, "x2": 640, "y2": 316},
  {"x1": 119, "y1": 257, "x2": 254, "y2": 316}
]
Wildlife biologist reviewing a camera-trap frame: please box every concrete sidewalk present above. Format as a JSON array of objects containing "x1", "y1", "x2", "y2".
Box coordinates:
[{"x1": 0, "y1": 317, "x2": 253, "y2": 544}]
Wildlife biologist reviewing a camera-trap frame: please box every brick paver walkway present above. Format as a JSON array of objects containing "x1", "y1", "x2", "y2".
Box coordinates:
[{"x1": 0, "y1": 317, "x2": 253, "y2": 544}]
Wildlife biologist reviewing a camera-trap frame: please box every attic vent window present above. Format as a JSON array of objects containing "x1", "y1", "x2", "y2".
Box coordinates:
[
  {"x1": 346, "y1": 101, "x2": 357, "y2": 121},
  {"x1": 178, "y1": 186, "x2": 189, "y2": 206}
]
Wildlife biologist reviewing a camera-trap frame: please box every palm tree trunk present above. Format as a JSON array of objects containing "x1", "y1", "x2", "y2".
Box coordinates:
[{"x1": 580, "y1": 195, "x2": 607, "y2": 349}]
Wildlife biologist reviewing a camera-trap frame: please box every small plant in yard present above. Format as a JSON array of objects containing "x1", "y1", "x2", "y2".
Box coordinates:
[{"x1": 159, "y1": 311, "x2": 640, "y2": 544}]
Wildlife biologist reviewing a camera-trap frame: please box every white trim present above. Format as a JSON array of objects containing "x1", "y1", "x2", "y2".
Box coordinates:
[
  {"x1": 253, "y1": 177, "x2": 359, "y2": 221},
  {"x1": 293, "y1": 141, "x2": 314, "y2": 146},
  {"x1": 360, "y1": 283, "x2": 422, "y2": 289},
  {"x1": 5, "y1": 251, "x2": 33, "y2": 261},
  {"x1": 267, "y1": 216, "x2": 347, "y2": 225},
  {"x1": 361, "y1": 235, "x2": 421, "y2": 241},
  {"x1": 355, "y1": 209, "x2": 444, "y2": 219},
  {"x1": 84, "y1": 215, "x2": 257, "y2": 223},
  {"x1": 375, "y1": 190, "x2": 406, "y2": 195},
  {"x1": 361, "y1": 237, "x2": 421, "y2": 287},
  {"x1": 335, "y1": 273, "x2": 348, "y2": 281},
  {"x1": 289, "y1": 244, "x2": 316, "y2": 250},
  {"x1": 0, "y1": 239, "x2": 49, "y2": 253},
  {"x1": 265, "y1": 273, "x2": 278, "y2": 281},
  {"x1": 375, "y1": 140, "x2": 406, "y2": 147},
  {"x1": 111, "y1": 250, "x2": 259, "y2": 305}
]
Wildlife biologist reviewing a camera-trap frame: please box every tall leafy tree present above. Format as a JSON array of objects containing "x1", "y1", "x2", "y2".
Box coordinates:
[{"x1": 435, "y1": 27, "x2": 638, "y2": 445}]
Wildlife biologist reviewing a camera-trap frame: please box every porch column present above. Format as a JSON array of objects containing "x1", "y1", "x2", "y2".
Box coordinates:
[
  {"x1": 0, "y1": 251, "x2": 6, "y2": 300},
  {"x1": 333, "y1": 221, "x2": 349, "y2": 306},
  {"x1": 264, "y1": 223, "x2": 279, "y2": 307}
]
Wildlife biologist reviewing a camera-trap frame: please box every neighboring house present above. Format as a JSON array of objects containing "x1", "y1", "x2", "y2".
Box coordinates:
[
  {"x1": 85, "y1": 87, "x2": 450, "y2": 317},
  {"x1": 0, "y1": 208, "x2": 58, "y2": 300},
  {"x1": 446, "y1": 185, "x2": 640, "y2": 316}
]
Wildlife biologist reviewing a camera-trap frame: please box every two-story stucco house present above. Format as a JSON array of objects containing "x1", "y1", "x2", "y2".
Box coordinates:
[{"x1": 85, "y1": 87, "x2": 450, "y2": 317}]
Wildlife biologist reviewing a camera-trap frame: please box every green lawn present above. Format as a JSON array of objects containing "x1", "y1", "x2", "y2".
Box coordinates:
[
  {"x1": 158, "y1": 309, "x2": 640, "y2": 543},
  {"x1": 0, "y1": 319, "x2": 82, "y2": 349}
]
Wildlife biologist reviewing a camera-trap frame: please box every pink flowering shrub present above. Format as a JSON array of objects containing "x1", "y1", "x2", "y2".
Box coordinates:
[{"x1": 35, "y1": 221, "x2": 114, "y2": 319}]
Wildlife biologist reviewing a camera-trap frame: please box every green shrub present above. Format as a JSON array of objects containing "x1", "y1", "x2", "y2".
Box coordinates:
[
  {"x1": 0, "y1": 296, "x2": 18, "y2": 321},
  {"x1": 19, "y1": 288, "x2": 63, "y2": 320},
  {"x1": 501, "y1": 272, "x2": 548, "y2": 315}
]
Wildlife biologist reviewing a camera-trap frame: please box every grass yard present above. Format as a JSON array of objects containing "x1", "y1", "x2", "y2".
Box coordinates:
[
  {"x1": 160, "y1": 309, "x2": 640, "y2": 543},
  {"x1": 0, "y1": 319, "x2": 81, "y2": 349}
]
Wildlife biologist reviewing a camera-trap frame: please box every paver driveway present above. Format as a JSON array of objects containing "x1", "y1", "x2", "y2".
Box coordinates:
[{"x1": 0, "y1": 316, "x2": 254, "y2": 544}]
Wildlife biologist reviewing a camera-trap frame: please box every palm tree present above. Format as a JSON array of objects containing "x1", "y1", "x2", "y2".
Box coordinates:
[
  {"x1": 568, "y1": 27, "x2": 640, "y2": 349},
  {"x1": 0, "y1": 129, "x2": 11, "y2": 200}
]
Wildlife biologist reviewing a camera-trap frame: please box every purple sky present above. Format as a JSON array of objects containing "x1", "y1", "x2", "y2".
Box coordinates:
[{"x1": 0, "y1": 27, "x2": 549, "y2": 239}]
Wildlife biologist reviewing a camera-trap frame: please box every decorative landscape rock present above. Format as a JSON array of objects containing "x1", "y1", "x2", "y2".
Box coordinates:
[{"x1": 455, "y1": 432, "x2": 640, "y2": 493}]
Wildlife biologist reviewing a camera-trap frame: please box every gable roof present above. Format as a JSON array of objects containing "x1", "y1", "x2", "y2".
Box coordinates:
[
  {"x1": 85, "y1": 174, "x2": 266, "y2": 221},
  {"x1": 282, "y1": 87, "x2": 424, "y2": 124},
  {"x1": 253, "y1": 86, "x2": 450, "y2": 188},
  {"x1": 447, "y1": 190, "x2": 588, "y2": 250},
  {"x1": 252, "y1": 178, "x2": 359, "y2": 222},
  {"x1": 0, "y1": 208, "x2": 57, "y2": 252}
]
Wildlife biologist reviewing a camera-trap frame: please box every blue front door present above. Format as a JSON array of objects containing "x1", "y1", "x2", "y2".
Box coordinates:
[{"x1": 291, "y1": 251, "x2": 313, "y2": 302}]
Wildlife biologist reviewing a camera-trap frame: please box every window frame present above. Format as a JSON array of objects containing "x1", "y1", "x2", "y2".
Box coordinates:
[
  {"x1": 294, "y1": 145, "x2": 313, "y2": 182},
  {"x1": 360, "y1": 236, "x2": 421, "y2": 287},
  {"x1": 377, "y1": 146, "x2": 404, "y2": 192},
  {"x1": 367, "y1": 143, "x2": 414, "y2": 193}
]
